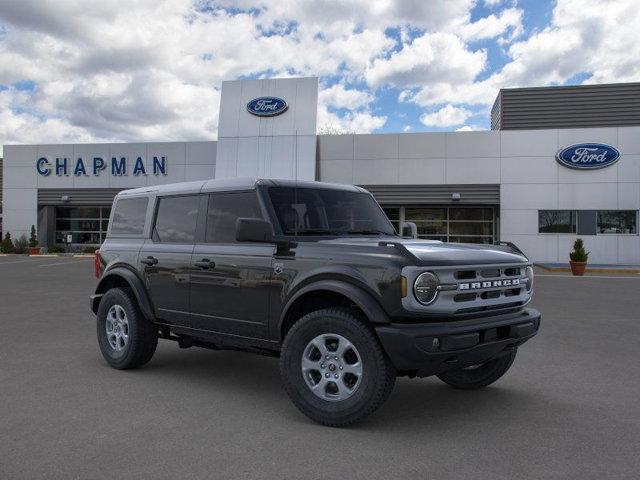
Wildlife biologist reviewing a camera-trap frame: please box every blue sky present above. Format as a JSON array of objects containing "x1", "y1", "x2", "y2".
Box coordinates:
[{"x1": 0, "y1": 0, "x2": 637, "y2": 150}]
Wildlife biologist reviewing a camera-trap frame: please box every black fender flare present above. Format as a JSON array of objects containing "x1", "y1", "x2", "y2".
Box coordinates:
[
  {"x1": 92, "y1": 267, "x2": 156, "y2": 322},
  {"x1": 278, "y1": 279, "x2": 390, "y2": 334}
]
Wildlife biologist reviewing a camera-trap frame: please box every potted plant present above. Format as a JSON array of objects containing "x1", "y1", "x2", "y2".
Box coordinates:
[
  {"x1": 13, "y1": 235, "x2": 29, "y2": 254},
  {"x1": 1, "y1": 232, "x2": 15, "y2": 253},
  {"x1": 28, "y1": 225, "x2": 40, "y2": 255},
  {"x1": 569, "y1": 238, "x2": 589, "y2": 276}
]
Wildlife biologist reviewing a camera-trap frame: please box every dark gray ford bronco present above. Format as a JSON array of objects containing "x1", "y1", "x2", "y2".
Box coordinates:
[{"x1": 91, "y1": 178, "x2": 540, "y2": 426}]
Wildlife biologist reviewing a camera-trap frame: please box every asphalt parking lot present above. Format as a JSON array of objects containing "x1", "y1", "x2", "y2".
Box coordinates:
[{"x1": 1, "y1": 256, "x2": 639, "y2": 479}]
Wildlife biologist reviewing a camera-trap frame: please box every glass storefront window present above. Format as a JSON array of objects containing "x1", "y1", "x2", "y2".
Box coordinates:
[
  {"x1": 54, "y1": 206, "x2": 112, "y2": 245},
  {"x1": 450, "y1": 208, "x2": 493, "y2": 221},
  {"x1": 382, "y1": 207, "x2": 400, "y2": 234},
  {"x1": 538, "y1": 210, "x2": 577, "y2": 233},
  {"x1": 597, "y1": 210, "x2": 638, "y2": 234},
  {"x1": 383, "y1": 206, "x2": 496, "y2": 244}
]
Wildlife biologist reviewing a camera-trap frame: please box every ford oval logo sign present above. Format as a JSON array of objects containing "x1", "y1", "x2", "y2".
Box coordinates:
[
  {"x1": 246, "y1": 97, "x2": 288, "y2": 117},
  {"x1": 556, "y1": 143, "x2": 620, "y2": 170}
]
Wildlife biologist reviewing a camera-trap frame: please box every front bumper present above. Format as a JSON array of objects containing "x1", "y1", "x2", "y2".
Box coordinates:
[{"x1": 376, "y1": 308, "x2": 541, "y2": 377}]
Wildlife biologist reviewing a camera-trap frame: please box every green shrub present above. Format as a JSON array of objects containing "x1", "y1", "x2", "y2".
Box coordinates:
[
  {"x1": 569, "y1": 238, "x2": 589, "y2": 262},
  {"x1": 47, "y1": 245, "x2": 65, "y2": 254},
  {"x1": 1, "y1": 233, "x2": 15, "y2": 253},
  {"x1": 83, "y1": 246, "x2": 99, "y2": 254},
  {"x1": 13, "y1": 235, "x2": 28, "y2": 254},
  {"x1": 29, "y1": 225, "x2": 38, "y2": 248}
]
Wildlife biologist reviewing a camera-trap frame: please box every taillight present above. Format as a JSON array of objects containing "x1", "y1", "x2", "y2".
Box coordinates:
[{"x1": 94, "y1": 250, "x2": 102, "y2": 278}]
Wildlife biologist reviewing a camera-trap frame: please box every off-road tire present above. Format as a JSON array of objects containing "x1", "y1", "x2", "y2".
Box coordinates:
[
  {"x1": 436, "y1": 349, "x2": 517, "y2": 390},
  {"x1": 280, "y1": 308, "x2": 396, "y2": 427},
  {"x1": 97, "y1": 287, "x2": 158, "y2": 369}
]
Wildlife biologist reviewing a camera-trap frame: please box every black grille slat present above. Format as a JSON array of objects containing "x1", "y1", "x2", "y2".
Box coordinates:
[{"x1": 480, "y1": 269, "x2": 501, "y2": 278}]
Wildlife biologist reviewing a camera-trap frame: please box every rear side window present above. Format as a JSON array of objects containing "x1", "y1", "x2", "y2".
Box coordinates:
[
  {"x1": 206, "y1": 192, "x2": 262, "y2": 243},
  {"x1": 110, "y1": 197, "x2": 148, "y2": 236},
  {"x1": 154, "y1": 195, "x2": 200, "y2": 243}
]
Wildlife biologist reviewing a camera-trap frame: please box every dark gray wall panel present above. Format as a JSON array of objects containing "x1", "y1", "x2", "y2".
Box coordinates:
[
  {"x1": 362, "y1": 184, "x2": 499, "y2": 205},
  {"x1": 38, "y1": 188, "x2": 123, "y2": 206},
  {"x1": 492, "y1": 83, "x2": 640, "y2": 130},
  {"x1": 577, "y1": 210, "x2": 597, "y2": 235}
]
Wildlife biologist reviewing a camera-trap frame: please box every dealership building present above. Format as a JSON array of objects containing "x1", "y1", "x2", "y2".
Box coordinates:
[{"x1": 1, "y1": 78, "x2": 639, "y2": 264}]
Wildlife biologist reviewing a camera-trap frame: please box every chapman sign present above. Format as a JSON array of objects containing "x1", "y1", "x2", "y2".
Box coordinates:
[
  {"x1": 246, "y1": 97, "x2": 288, "y2": 117},
  {"x1": 36, "y1": 156, "x2": 168, "y2": 176},
  {"x1": 556, "y1": 143, "x2": 620, "y2": 170}
]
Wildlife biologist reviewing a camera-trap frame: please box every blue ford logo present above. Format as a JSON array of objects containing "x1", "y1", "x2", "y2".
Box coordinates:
[
  {"x1": 246, "y1": 97, "x2": 288, "y2": 117},
  {"x1": 556, "y1": 143, "x2": 620, "y2": 170}
]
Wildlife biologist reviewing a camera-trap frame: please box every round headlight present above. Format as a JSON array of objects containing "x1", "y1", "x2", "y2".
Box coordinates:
[
  {"x1": 525, "y1": 266, "x2": 534, "y2": 292},
  {"x1": 414, "y1": 272, "x2": 439, "y2": 305}
]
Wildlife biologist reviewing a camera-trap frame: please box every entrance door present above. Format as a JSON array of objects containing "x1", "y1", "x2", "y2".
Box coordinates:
[
  {"x1": 140, "y1": 194, "x2": 201, "y2": 326},
  {"x1": 188, "y1": 191, "x2": 274, "y2": 339}
]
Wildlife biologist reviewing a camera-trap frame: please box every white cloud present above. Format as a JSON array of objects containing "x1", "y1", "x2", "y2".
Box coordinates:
[
  {"x1": 366, "y1": 32, "x2": 486, "y2": 88},
  {"x1": 404, "y1": 0, "x2": 640, "y2": 110},
  {"x1": 459, "y1": 7, "x2": 523, "y2": 42},
  {"x1": 420, "y1": 105, "x2": 472, "y2": 127},
  {"x1": 402, "y1": 125, "x2": 413, "y2": 132},
  {"x1": 456, "y1": 125, "x2": 484, "y2": 131},
  {"x1": 484, "y1": 0, "x2": 506, "y2": 7},
  {"x1": 0, "y1": 0, "x2": 638, "y2": 147},
  {"x1": 319, "y1": 84, "x2": 373, "y2": 110},
  {"x1": 317, "y1": 106, "x2": 386, "y2": 134}
]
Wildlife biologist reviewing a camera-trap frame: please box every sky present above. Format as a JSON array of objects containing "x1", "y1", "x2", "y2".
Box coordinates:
[{"x1": 0, "y1": 0, "x2": 638, "y2": 154}]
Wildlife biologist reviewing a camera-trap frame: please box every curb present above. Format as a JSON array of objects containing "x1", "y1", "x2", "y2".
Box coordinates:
[{"x1": 535, "y1": 264, "x2": 640, "y2": 275}]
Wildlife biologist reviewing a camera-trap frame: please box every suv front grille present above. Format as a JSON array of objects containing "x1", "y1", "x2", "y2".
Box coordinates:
[{"x1": 402, "y1": 262, "x2": 532, "y2": 318}]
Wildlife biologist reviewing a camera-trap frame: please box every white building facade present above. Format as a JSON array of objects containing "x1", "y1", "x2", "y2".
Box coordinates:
[{"x1": 2, "y1": 76, "x2": 639, "y2": 264}]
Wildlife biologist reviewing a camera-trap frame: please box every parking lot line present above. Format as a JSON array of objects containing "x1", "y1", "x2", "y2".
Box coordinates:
[
  {"x1": 38, "y1": 259, "x2": 92, "y2": 267},
  {"x1": 0, "y1": 258, "x2": 53, "y2": 265}
]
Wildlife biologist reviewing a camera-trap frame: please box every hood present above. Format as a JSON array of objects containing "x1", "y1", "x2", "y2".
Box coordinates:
[{"x1": 316, "y1": 236, "x2": 528, "y2": 266}]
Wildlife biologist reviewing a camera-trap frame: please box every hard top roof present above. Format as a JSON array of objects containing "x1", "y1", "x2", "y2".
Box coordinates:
[{"x1": 115, "y1": 178, "x2": 365, "y2": 198}]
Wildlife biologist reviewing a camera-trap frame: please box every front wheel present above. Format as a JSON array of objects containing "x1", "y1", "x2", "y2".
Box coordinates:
[
  {"x1": 280, "y1": 308, "x2": 396, "y2": 427},
  {"x1": 436, "y1": 349, "x2": 517, "y2": 390}
]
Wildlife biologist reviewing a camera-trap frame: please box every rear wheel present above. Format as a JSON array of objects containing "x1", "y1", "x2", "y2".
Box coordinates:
[
  {"x1": 280, "y1": 308, "x2": 395, "y2": 427},
  {"x1": 97, "y1": 287, "x2": 158, "y2": 369},
  {"x1": 436, "y1": 349, "x2": 517, "y2": 390}
]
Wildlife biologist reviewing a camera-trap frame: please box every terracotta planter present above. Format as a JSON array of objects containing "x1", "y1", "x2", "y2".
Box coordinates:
[
  {"x1": 569, "y1": 260, "x2": 587, "y2": 276},
  {"x1": 28, "y1": 246, "x2": 40, "y2": 255}
]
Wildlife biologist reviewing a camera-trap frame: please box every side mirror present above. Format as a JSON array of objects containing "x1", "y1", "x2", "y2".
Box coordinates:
[
  {"x1": 236, "y1": 218, "x2": 274, "y2": 243},
  {"x1": 401, "y1": 222, "x2": 418, "y2": 239}
]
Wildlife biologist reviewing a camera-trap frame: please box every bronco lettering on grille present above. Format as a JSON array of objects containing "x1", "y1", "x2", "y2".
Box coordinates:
[{"x1": 459, "y1": 279, "x2": 520, "y2": 290}]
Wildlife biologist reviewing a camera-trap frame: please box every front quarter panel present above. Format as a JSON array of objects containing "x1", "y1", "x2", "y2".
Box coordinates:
[{"x1": 270, "y1": 241, "x2": 409, "y2": 338}]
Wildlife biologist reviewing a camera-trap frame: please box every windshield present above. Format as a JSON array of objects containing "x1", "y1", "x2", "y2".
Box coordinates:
[{"x1": 267, "y1": 186, "x2": 397, "y2": 236}]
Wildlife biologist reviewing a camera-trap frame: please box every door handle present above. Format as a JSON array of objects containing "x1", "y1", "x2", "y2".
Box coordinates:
[
  {"x1": 194, "y1": 259, "x2": 214, "y2": 269},
  {"x1": 141, "y1": 256, "x2": 158, "y2": 266}
]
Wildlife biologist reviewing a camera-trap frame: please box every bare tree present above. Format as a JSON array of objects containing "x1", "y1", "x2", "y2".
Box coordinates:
[{"x1": 317, "y1": 123, "x2": 355, "y2": 135}]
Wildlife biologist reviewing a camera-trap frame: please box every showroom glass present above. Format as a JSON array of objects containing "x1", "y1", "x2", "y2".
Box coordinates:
[
  {"x1": 597, "y1": 210, "x2": 638, "y2": 234},
  {"x1": 538, "y1": 210, "x2": 577, "y2": 233},
  {"x1": 55, "y1": 206, "x2": 112, "y2": 244},
  {"x1": 402, "y1": 207, "x2": 495, "y2": 244},
  {"x1": 206, "y1": 192, "x2": 263, "y2": 243},
  {"x1": 110, "y1": 197, "x2": 148, "y2": 236},
  {"x1": 268, "y1": 187, "x2": 396, "y2": 236},
  {"x1": 382, "y1": 207, "x2": 400, "y2": 234},
  {"x1": 153, "y1": 195, "x2": 200, "y2": 243}
]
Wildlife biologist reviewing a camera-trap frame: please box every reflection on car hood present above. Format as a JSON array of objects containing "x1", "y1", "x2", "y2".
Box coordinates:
[{"x1": 317, "y1": 236, "x2": 528, "y2": 266}]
